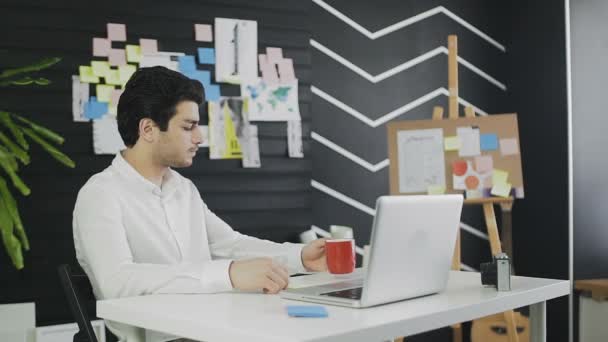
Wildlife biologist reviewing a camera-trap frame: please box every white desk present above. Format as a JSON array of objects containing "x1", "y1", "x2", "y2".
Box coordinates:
[{"x1": 97, "y1": 271, "x2": 569, "y2": 342}]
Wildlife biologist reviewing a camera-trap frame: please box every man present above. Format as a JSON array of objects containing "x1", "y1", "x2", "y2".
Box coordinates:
[{"x1": 73, "y1": 66, "x2": 327, "y2": 342}]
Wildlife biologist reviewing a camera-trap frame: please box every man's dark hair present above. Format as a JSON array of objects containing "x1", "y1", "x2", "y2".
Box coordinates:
[{"x1": 117, "y1": 66, "x2": 205, "y2": 147}]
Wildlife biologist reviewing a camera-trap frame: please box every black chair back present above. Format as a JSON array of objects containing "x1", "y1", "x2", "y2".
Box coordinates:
[{"x1": 57, "y1": 264, "x2": 99, "y2": 342}]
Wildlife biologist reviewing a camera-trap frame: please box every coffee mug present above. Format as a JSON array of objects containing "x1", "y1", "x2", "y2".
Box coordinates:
[{"x1": 325, "y1": 239, "x2": 355, "y2": 274}]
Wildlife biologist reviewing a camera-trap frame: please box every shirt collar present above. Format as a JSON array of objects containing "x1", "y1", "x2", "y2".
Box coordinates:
[{"x1": 111, "y1": 152, "x2": 181, "y2": 197}]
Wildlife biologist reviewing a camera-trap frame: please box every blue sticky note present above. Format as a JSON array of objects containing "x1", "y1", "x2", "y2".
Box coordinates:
[
  {"x1": 286, "y1": 305, "x2": 328, "y2": 318},
  {"x1": 84, "y1": 96, "x2": 108, "y2": 119},
  {"x1": 178, "y1": 55, "x2": 197, "y2": 73},
  {"x1": 189, "y1": 70, "x2": 211, "y2": 87},
  {"x1": 480, "y1": 133, "x2": 498, "y2": 151},
  {"x1": 205, "y1": 84, "x2": 220, "y2": 102},
  {"x1": 198, "y1": 48, "x2": 215, "y2": 64}
]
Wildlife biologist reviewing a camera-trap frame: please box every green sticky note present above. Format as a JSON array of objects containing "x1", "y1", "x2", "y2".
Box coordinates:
[
  {"x1": 96, "y1": 84, "x2": 115, "y2": 103},
  {"x1": 492, "y1": 169, "x2": 509, "y2": 185},
  {"x1": 91, "y1": 61, "x2": 110, "y2": 77},
  {"x1": 126, "y1": 45, "x2": 142, "y2": 63},
  {"x1": 491, "y1": 182, "x2": 512, "y2": 198},
  {"x1": 79, "y1": 66, "x2": 100, "y2": 83},
  {"x1": 444, "y1": 136, "x2": 461, "y2": 151},
  {"x1": 427, "y1": 185, "x2": 446, "y2": 195},
  {"x1": 119, "y1": 64, "x2": 137, "y2": 86},
  {"x1": 104, "y1": 69, "x2": 121, "y2": 85}
]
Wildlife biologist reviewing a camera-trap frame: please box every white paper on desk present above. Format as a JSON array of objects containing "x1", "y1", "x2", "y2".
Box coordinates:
[
  {"x1": 287, "y1": 120, "x2": 303, "y2": 158},
  {"x1": 72, "y1": 75, "x2": 89, "y2": 122},
  {"x1": 457, "y1": 126, "x2": 481, "y2": 157},
  {"x1": 397, "y1": 128, "x2": 445, "y2": 193},
  {"x1": 215, "y1": 18, "x2": 257, "y2": 84},
  {"x1": 93, "y1": 116, "x2": 125, "y2": 155},
  {"x1": 288, "y1": 268, "x2": 365, "y2": 289},
  {"x1": 242, "y1": 125, "x2": 261, "y2": 168}
]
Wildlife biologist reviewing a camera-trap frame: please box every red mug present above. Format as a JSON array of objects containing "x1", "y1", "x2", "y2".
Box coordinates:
[{"x1": 325, "y1": 239, "x2": 355, "y2": 274}]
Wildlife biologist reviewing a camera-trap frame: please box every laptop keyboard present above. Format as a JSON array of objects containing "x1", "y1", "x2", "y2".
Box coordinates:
[{"x1": 320, "y1": 287, "x2": 363, "y2": 300}]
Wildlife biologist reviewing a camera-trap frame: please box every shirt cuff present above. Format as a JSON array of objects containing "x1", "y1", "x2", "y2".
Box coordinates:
[
  {"x1": 282, "y1": 242, "x2": 307, "y2": 273},
  {"x1": 200, "y1": 259, "x2": 234, "y2": 292}
]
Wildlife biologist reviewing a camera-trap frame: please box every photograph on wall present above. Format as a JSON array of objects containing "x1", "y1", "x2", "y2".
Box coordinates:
[
  {"x1": 240, "y1": 78, "x2": 300, "y2": 122},
  {"x1": 214, "y1": 18, "x2": 257, "y2": 84}
]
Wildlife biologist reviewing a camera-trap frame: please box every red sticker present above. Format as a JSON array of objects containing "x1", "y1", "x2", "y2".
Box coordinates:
[
  {"x1": 452, "y1": 160, "x2": 468, "y2": 176},
  {"x1": 465, "y1": 175, "x2": 480, "y2": 190}
]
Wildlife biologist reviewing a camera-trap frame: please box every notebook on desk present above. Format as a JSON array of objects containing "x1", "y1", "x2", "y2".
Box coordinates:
[{"x1": 281, "y1": 195, "x2": 464, "y2": 308}]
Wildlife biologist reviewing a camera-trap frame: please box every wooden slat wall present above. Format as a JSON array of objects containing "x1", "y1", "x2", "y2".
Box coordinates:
[{"x1": 0, "y1": 0, "x2": 311, "y2": 326}]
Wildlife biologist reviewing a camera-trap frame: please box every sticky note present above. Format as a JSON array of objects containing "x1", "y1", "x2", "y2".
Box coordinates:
[
  {"x1": 110, "y1": 89, "x2": 122, "y2": 107},
  {"x1": 266, "y1": 47, "x2": 283, "y2": 64},
  {"x1": 93, "y1": 38, "x2": 110, "y2": 57},
  {"x1": 514, "y1": 187, "x2": 525, "y2": 199},
  {"x1": 91, "y1": 61, "x2": 110, "y2": 77},
  {"x1": 492, "y1": 169, "x2": 509, "y2": 185},
  {"x1": 480, "y1": 133, "x2": 498, "y2": 151},
  {"x1": 258, "y1": 54, "x2": 268, "y2": 68},
  {"x1": 139, "y1": 39, "x2": 158, "y2": 54},
  {"x1": 104, "y1": 69, "x2": 121, "y2": 86},
  {"x1": 107, "y1": 23, "x2": 127, "y2": 41},
  {"x1": 491, "y1": 182, "x2": 512, "y2": 198},
  {"x1": 126, "y1": 45, "x2": 142, "y2": 63},
  {"x1": 500, "y1": 138, "x2": 519, "y2": 156},
  {"x1": 474, "y1": 155, "x2": 493, "y2": 173},
  {"x1": 444, "y1": 136, "x2": 461, "y2": 151},
  {"x1": 109, "y1": 49, "x2": 127, "y2": 66},
  {"x1": 84, "y1": 97, "x2": 108, "y2": 119},
  {"x1": 186, "y1": 70, "x2": 211, "y2": 86},
  {"x1": 277, "y1": 58, "x2": 296, "y2": 82},
  {"x1": 178, "y1": 55, "x2": 197, "y2": 73},
  {"x1": 79, "y1": 66, "x2": 100, "y2": 83},
  {"x1": 261, "y1": 63, "x2": 279, "y2": 85},
  {"x1": 205, "y1": 84, "x2": 220, "y2": 102},
  {"x1": 427, "y1": 185, "x2": 446, "y2": 195},
  {"x1": 197, "y1": 48, "x2": 215, "y2": 64},
  {"x1": 194, "y1": 24, "x2": 213, "y2": 42},
  {"x1": 286, "y1": 305, "x2": 328, "y2": 318},
  {"x1": 466, "y1": 190, "x2": 482, "y2": 199},
  {"x1": 118, "y1": 64, "x2": 137, "y2": 86},
  {"x1": 96, "y1": 84, "x2": 115, "y2": 103}
]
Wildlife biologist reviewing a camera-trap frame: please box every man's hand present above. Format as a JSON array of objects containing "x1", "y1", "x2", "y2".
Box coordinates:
[
  {"x1": 302, "y1": 238, "x2": 328, "y2": 272},
  {"x1": 229, "y1": 258, "x2": 289, "y2": 294}
]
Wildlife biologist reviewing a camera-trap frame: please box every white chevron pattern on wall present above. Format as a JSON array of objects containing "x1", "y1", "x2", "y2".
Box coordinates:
[
  {"x1": 312, "y1": 132, "x2": 389, "y2": 172},
  {"x1": 312, "y1": 0, "x2": 506, "y2": 52},
  {"x1": 311, "y1": 39, "x2": 507, "y2": 90}
]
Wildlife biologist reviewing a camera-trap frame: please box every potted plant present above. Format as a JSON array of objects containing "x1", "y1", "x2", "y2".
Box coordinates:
[{"x1": 0, "y1": 57, "x2": 75, "y2": 269}]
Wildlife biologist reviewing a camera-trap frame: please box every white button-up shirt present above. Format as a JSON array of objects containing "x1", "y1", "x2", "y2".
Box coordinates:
[{"x1": 73, "y1": 153, "x2": 306, "y2": 341}]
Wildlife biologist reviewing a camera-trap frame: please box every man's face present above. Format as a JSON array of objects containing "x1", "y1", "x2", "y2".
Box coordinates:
[{"x1": 156, "y1": 100, "x2": 202, "y2": 168}]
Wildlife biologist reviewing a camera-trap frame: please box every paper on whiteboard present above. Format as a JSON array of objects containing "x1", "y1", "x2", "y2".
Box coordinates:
[
  {"x1": 287, "y1": 120, "x2": 303, "y2": 158},
  {"x1": 397, "y1": 128, "x2": 445, "y2": 193},
  {"x1": 457, "y1": 126, "x2": 481, "y2": 157},
  {"x1": 214, "y1": 18, "x2": 257, "y2": 84},
  {"x1": 93, "y1": 116, "x2": 125, "y2": 155},
  {"x1": 240, "y1": 78, "x2": 300, "y2": 121},
  {"x1": 72, "y1": 75, "x2": 89, "y2": 122},
  {"x1": 242, "y1": 125, "x2": 261, "y2": 168}
]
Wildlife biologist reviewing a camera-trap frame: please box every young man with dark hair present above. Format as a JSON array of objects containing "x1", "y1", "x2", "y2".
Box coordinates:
[{"x1": 73, "y1": 66, "x2": 327, "y2": 342}]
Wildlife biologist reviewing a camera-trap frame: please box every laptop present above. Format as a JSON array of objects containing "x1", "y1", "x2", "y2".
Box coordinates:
[{"x1": 280, "y1": 194, "x2": 464, "y2": 308}]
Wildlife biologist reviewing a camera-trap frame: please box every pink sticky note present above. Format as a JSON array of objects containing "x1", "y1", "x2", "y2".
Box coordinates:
[
  {"x1": 194, "y1": 24, "x2": 213, "y2": 42},
  {"x1": 261, "y1": 63, "x2": 279, "y2": 85},
  {"x1": 258, "y1": 54, "x2": 268, "y2": 69},
  {"x1": 108, "y1": 49, "x2": 127, "y2": 66},
  {"x1": 500, "y1": 138, "x2": 519, "y2": 156},
  {"x1": 266, "y1": 47, "x2": 283, "y2": 64},
  {"x1": 474, "y1": 155, "x2": 493, "y2": 173},
  {"x1": 93, "y1": 38, "x2": 110, "y2": 57},
  {"x1": 110, "y1": 89, "x2": 123, "y2": 107},
  {"x1": 139, "y1": 39, "x2": 158, "y2": 55},
  {"x1": 107, "y1": 23, "x2": 127, "y2": 41},
  {"x1": 277, "y1": 58, "x2": 296, "y2": 82}
]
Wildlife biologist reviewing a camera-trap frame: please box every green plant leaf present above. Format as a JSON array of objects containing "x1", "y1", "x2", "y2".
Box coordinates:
[
  {"x1": 0, "y1": 195, "x2": 23, "y2": 269},
  {"x1": 10, "y1": 77, "x2": 34, "y2": 86},
  {"x1": 0, "y1": 111, "x2": 28, "y2": 150},
  {"x1": 0, "y1": 149, "x2": 30, "y2": 196},
  {"x1": 0, "y1": 132, "x2": 30, "y2": 165},
  {"x1": 0, "y1": 57, "x2": 61, "y2": 80},
  {"x1": 22, "y1": 127, "x2": 74, "y2": 168},
  {"x1": 0, "y1": 177, "x2": 28, "y2": 250},
  {"x1": 12, "y1": 113, "x2": 64, "y2": 145},
  {"x1": 33, "y1": 78, "x2": 50, "y2": 85},
  {"x1": 0, "y1": 145, "x2": 19, "y2": 171}
]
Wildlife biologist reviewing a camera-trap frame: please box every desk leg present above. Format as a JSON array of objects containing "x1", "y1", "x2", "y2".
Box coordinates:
[{"x1": 530, "y1": 301, "x2": 546, "y2": 342}]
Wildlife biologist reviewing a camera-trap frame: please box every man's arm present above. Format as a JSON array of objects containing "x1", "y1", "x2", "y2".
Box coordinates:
[{"x1": 73, "y1": 183, "x2": 233, "y2": 299}]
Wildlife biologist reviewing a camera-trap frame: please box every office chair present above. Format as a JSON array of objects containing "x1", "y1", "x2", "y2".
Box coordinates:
[{"x1": 57, "y1": 264, "x2": 99, "y2": 342}]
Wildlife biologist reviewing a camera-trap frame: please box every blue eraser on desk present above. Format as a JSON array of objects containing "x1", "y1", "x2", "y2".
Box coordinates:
[{"x1": 286, "y1": 305, "x2": 328, "y2": 318}]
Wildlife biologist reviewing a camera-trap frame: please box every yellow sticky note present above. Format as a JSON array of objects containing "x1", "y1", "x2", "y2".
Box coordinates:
[
  {"x1": 492, "y1": 169, "x2": 509, "y2": 185},
  {"x1": 91, "y1": 61, "x2": 110, "y2": 77},
  {"x1": 96, "y1": 84, "x2": 115, "y2": 103},
  {"x1": 491, "y1": 182, "x2": 512, "y2": 198},
  {"x1": 126, "y1": 45, "x2": 142, "y2": 63},
  {"x1": 104, "y1": 69, "x2": 121, "y2": 85},
  {"x1": 444, "y1": 136, "x2": 461, "y2": 151},
  {"x1": 79, "y1": 66, "x2": 100, "y2": 83},
  {"x1": 119, "y1": 64, "x2": 137, "y2": 86},
  {"x1": 108, "y1": 106, "x2": 117, "y2": 116},
  {"x1": 427, "y1": 185, "x2": 446, "y2": 195}
]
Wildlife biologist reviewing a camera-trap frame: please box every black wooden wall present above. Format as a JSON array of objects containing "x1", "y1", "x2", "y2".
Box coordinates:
[{"x1": 0, "y1": 0, "x2": 312, "y2": 327}]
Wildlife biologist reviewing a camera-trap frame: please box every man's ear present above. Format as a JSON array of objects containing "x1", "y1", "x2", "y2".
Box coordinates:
[{"x1": 139, "y1": 118, "x2": 158, "y2": 143}]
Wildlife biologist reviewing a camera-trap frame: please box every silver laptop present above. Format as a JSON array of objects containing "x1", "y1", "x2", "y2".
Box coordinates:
[{"x1": 280, "y1": 194, "x2": 464, "y2": 308}]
